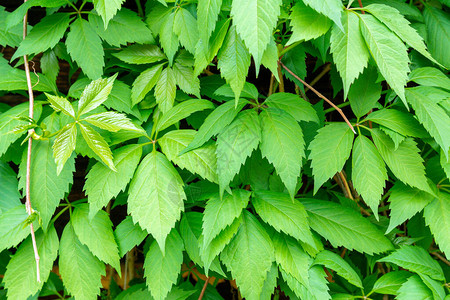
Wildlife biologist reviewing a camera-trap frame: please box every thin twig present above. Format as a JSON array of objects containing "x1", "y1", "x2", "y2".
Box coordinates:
[
  {"x1": 358, "y1": 0, "x2": 366, "y2": 13},
  {"x1": 22, "y1": 0, "x2": 40, "y2": 283},
  {"x1": 277, "y1": 61, "x2": 285, "y2": 92},
  {"x1": 268, "y1": 74, "x2": 275, "y2": 96},
  {"x1": 198, "y1": 277, "x2": 210, "y2": 300},
  {"x1": 431, "y1": 252, "x2": 450, "y2": 267},
  {"x1": 338, "y1": 171, "x2": 354, "y2": 200},
  {"x1": 280, "y1": 62, "x2": 356, "y2": 134}
]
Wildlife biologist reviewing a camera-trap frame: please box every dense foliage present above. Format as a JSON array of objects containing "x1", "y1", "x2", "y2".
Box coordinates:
[{"x1": 0, "y1": 0, "x2": 449, "y2": 299}]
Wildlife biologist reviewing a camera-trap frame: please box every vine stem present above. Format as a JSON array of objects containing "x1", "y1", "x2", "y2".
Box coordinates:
[
  {"x1": 198, "y1": 277, "x2": 210, "y2": 300},
  {"x1": 280, "y1": 62, "x2": 356, "y2": 134},
  {"x1": 22, "y1": 0, "x2": 40, "y2": 283}
]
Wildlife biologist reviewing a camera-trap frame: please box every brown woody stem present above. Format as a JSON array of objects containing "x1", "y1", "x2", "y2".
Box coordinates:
[{"x1": 198, "y1": 277, "x2": 210, "y2": 300}]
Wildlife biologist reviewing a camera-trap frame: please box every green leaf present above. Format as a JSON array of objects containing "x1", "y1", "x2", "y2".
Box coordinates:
[
  {"x1": 0, "y1": 205, "x2": 36, "y2": 252},
  {"x1": 144, "y1": 229, "x2": 184, "y2": 300},
  {"x1": 85, "y1": 144, "x2": 142, "y2": 219},
  {"x1": 202, "y1": 190, "x2": 250, "y2": 249},
  {"x1": 217, "y1": 25, "x2": 251, "y2": 103},
  {"x1": 221, "y1": 211, "x2": 274, "y2": 300},
  {"x1": 79, "y1": 123, "x2": 115, "y2": 171},
  {"x1": 423, "y1": 6, "x2": 450, "y2": 68},
  {"x1": 406, "y1": 87, "x2": 450, "y2": 156},
  {"x1": 173, "y1": 61, "x2": 200, "y2": 97},
  {"x1": 308, "y1": 123, "x2": 354, "y2": 194},
  {"x1": 301, "y1": 199, "x2": 394, "y2": 254},
  {"x1": 66, "y1": 17, "x2": 104, "y2": 80},
  {"x1": 313, "y1": 250, "x2": 363, "y2": 288},
  {"x1": 159, "y1": 12, "x2": 179, "y2": 65},
  {"x1": 419, "y1": 274, "x2": 446, "y2": 300},
  {"x1": 72, "y1": 204, "x2": 120, "y2": 272},
  {"x1": 260, "y1": 108, "x2": 305, "y2": 198},
  {"x1": 302, "y1": 0, "x2": 343, "y2": 30},
  {"x1": 173, "y1": 8, "x2": 199, "y2": 55},
  {"x1": 287, "y1": 1, "x2": 332, "y2": 45},
  {"x1": 0, "y1": 7, "x2": 22, "y2": 47},
  {"x1": 45, "y1": 93, "x2": 75, "y2": 117},
  {"x1": 352, "y1": 135, "x2": 387, "y2": 217},
  {"x1": 197, "y1": 0, "x2": 222, "y2": 41},
  {"x1": 371, "y1": 271, "x2": 412, "y2": 295},
  {"x1": 82, "y1": 111, "x2": 143, "y2": 133},
  {"x1": 59, "y1": 223, "x2": 105, "y2": 300},
  {"x1": 371, "y1": 129, "x2": 430, "y2": 193},
  {"x1": 181, "y1": 99, "x2": 246, "y2": 154},
  {"x1": 365, "y1": 109, "x2": 428, "y2": 138},
  {"x1": 103, "y1": 80, "x2": 142, "y2": 119},
  {"x1": 155, "y1": 99, "x2": 214, "y2": 133},
  {"x1": 253, "y1": 190, "x2": 314, "y2": 246},
  {"x1": 261, "y1": 38, "x2": 280, "y2": 81},
  {"x1": 52, "y1": 123, "x2": 77, "y2": 175},
  {"x1": 359, "y1": 14, "x2": 410, "y2": 106},
  {"x1": 216, "y1": 110, "x2": 261, "y2": 193},
  {"x1": 12, "y1": 13, "x2": 70, "y2": 60},
  {"x1": 260, "y1": 263, "x2": 279, "y2": 300},
  {"x1": 159, "y1": 130, "x2": 218, "y2": 183},
  {"x1": 379, "y1": 246, "x2": 444, "y2": 281},
  {"x1": 409, "y1": 67, "x2": 450, "y2": 90},
  {"x1": 264, "y1": 92, "x2": 319, "y2": 123},
  {"x1": 112, "y1": 44, "x2": 166, "y2": 64},
  {"x1": 0, "y1": 161, "x2": 21, "y2": 212},
  {"x1": 397, "y1": 275, "x2": 434, "y2": 300},
  {"x1": 348, "y1": 67, "x2": 381, "y2": 118},
  {"x1": 440, "y1": 150, "x2": 450, "y2": 180},
  {"x1": 231, "y1": 0, "x2": 281, "y2": 69},
  {"x1": 386, "y1": 182, "x2": 435, "y2": 233},
  {"x1": 424, "y1": 192, "x2": 450, "y2": 258},
  {"x1": 41, "y1": 49, "x2": 59, "y2": 83},
  {"x1": 89, "y1": 8, "x2": 153, "y2": 46},
  {"x1": 273, "y1": 231, "x2": 311, "y2": 288},
  {"x1": 154, "y1": 67, "x2": 177, "y2": 113},
  {"x1": 92, "y1": 0, "x2": 125, "y2": 28},
  {"x1": 78, "y1": 73, "x2": 117, "y2": 116},
  {"x1": 128, "y1": 151, "x2": 185, "y2": 252},
  {"x1": 4, "y1": 226, "x2": 59, "y2": 299},
  {"x1": 365, "y1": 4, "x2": 439, "y2": 66},
  {"x1": 114, "y1": 216, "x2": 148, "y2": 257},
  {"x1": 131, "y1": 63, "x2": 165, "y2": 106}
]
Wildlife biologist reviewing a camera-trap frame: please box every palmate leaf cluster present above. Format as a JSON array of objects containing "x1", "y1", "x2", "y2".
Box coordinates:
[{"x1": 0, "y1": 0, "x2": 449, "y2": 299}]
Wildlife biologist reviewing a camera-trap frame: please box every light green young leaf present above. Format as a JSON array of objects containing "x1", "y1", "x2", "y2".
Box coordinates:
[
  {"x1": 173, "y1": 61, "x2": 200, "y2": 97},
  {"x1": 216, "y1": 110, "x2": 261, "y2": 194},
  {"x1": 0, "y1": 205, "x2": 36, "y2": 251},
  {"x1": 78, "y1": 73, "x2": 117, "y2": 116},
  {"x1": 359, "y1": 14, "x2": 410, "y2": 106},
  {"x1": 423, "y1": 6, "x2": 450, "y2": 68},
  {"x1": 159, "y1": 12, "x2": 179, "y2": 65},
  {"x1": 379, "y1": 246, "x2": 444, "y2": 281},
  {"x1": 287, "y1": 1, "x2": 332, "y2": 45},
  {"x1": 85, "y1": 144, "x2": 142, "y2": 219},
  {"x1": 253, "y1": 190, "x2": 314, "y2": 246},
  {"x1": 12, "y1": 13, "x2": 70, "y2": 60},
  {"x1": 144, "y1": 229, "x2": 184, "y2": 300},
  {"x1": 52, "y1": 123, "x2": 77, "y2": 175},
  {"x1": 424, "y1": 192, "x2": 450, "y2": 258},
  {"x1": 181, "y1": 99, "x2": 246, "y2": 154},
  {"x1": 260, "y1": 263, "x2": 279, "y2": 300},
  {"x1": 231, "y1": 0, "x2": 281, "y2": 69},
  {"x1": 273, "y1": 231, "x2": 311, "y2": 288},
  {"x1": 112, "y1": 44, "x2": 166, "y2": 64},
  {"x1": 352, "y1": 135, "x2": 387, "y2": 217},
  {"x1": 59, "y1": 223, "x2": 105, "y2": 300},
  {"x1": 114, "y1": 216, "x2": 148, "y2": 258},
  {"x1": 281, "y1": 265, "x2": 330, "y2": 300},
  {"x1": 301, "y1": 199, "x2": 394, "y2": 254},
  {"x1": 370, "y1": 271, "x2": 412, "y2": 295},
  {"x1": 302, "y1": 0, "x2": 343, "y2": 30},
  {"x1": 217, "y1": 25, "x2": 251, "y2": 104},
  {"x1": 409, "y1": 67, "x2": 450, "y2": 90},
  {"x1": 419, "y1": 274, "x2": 445, "y2": 300},
  {"x1": 197, "y1": 0, "x2": 222, "y2": 41},
  {"x1": 261, "y1": 38, "x2": 280, "y2": 82},
  {"x1": 45, "y1": 93, "x2": 75, "y2": 117},
  {"x1": 386, "y1": 182, "x2": 435, "y2": 234},
  {"x1": 66, "y1": 18, "x2": 104, "y2": 80},
  {"x1": 221, "y1": 211, "x2": 274, "y2": 300},
  {"x1": 308, "y1": 123, "x2": 354, "y2": 194},
  {"x1": 82, "y1": 111, "x2": 144, "y2": 133},
  {"x1": 202, "y1": 190, "x2": 250, "y2": 249},
  {"x1": 313, "y1": 250, "x2": 363, "y2": 288},
  {"x1": 131, "y1": 63, "x2": 165, "y2": 106},
  {"x1": 79, "y1": 123, "x2": 115, "y2": 171},
  {"x1": 155, "y1": 99, "x2": 214, "y2": 133},
  {"x1": 128, "y1": 151, "x2": 185, "y2": 252},
  {"x1": 72, "y1": 204, "x2": 120, "y2": 272},
  {"x1": 365, "y1": 109, "x2": 428, "y2": 138},
  {"x1": 440, "y1": 150, "x2": 450, "y2": 180},
  {"x1": 159, "y1": 130, "x2": 218, "y2": 183},
  {"x1": 264, "y1": 92, "x2": 319, "y2": 123},
  {"x1": 330, "y1": 10, "x2": 369, "y2": 101},
  {"x1": 4, "y1": 226, "x2": 59, "y2": 299},
  {"x1": 406, "y1": 87, "x2": 450, "y2": 156},
  {"x1": 92, "y1": 0, "x2": 125, "y2": 28},
  {"x1": 371, "y1": 129, "x2": 430, "y2": 193},
  {"x1": 0, "y1": 161, "x2": 21, "y2": 212},
  {"x1": 348, "y1": 67, "x2": 381, "y2": 118},
  {"x1": 260, "y1": 108, "x2": 305, "y2": 199},
  {"x1": 173, "y1": 8, "x2": 199, "y2": 55},
  {"x1": 397, "y1": 275, "x2": 434, "y2": 300},
  {"x1": 154, "y1": 67, "x2": 177, "y2": 113}
]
